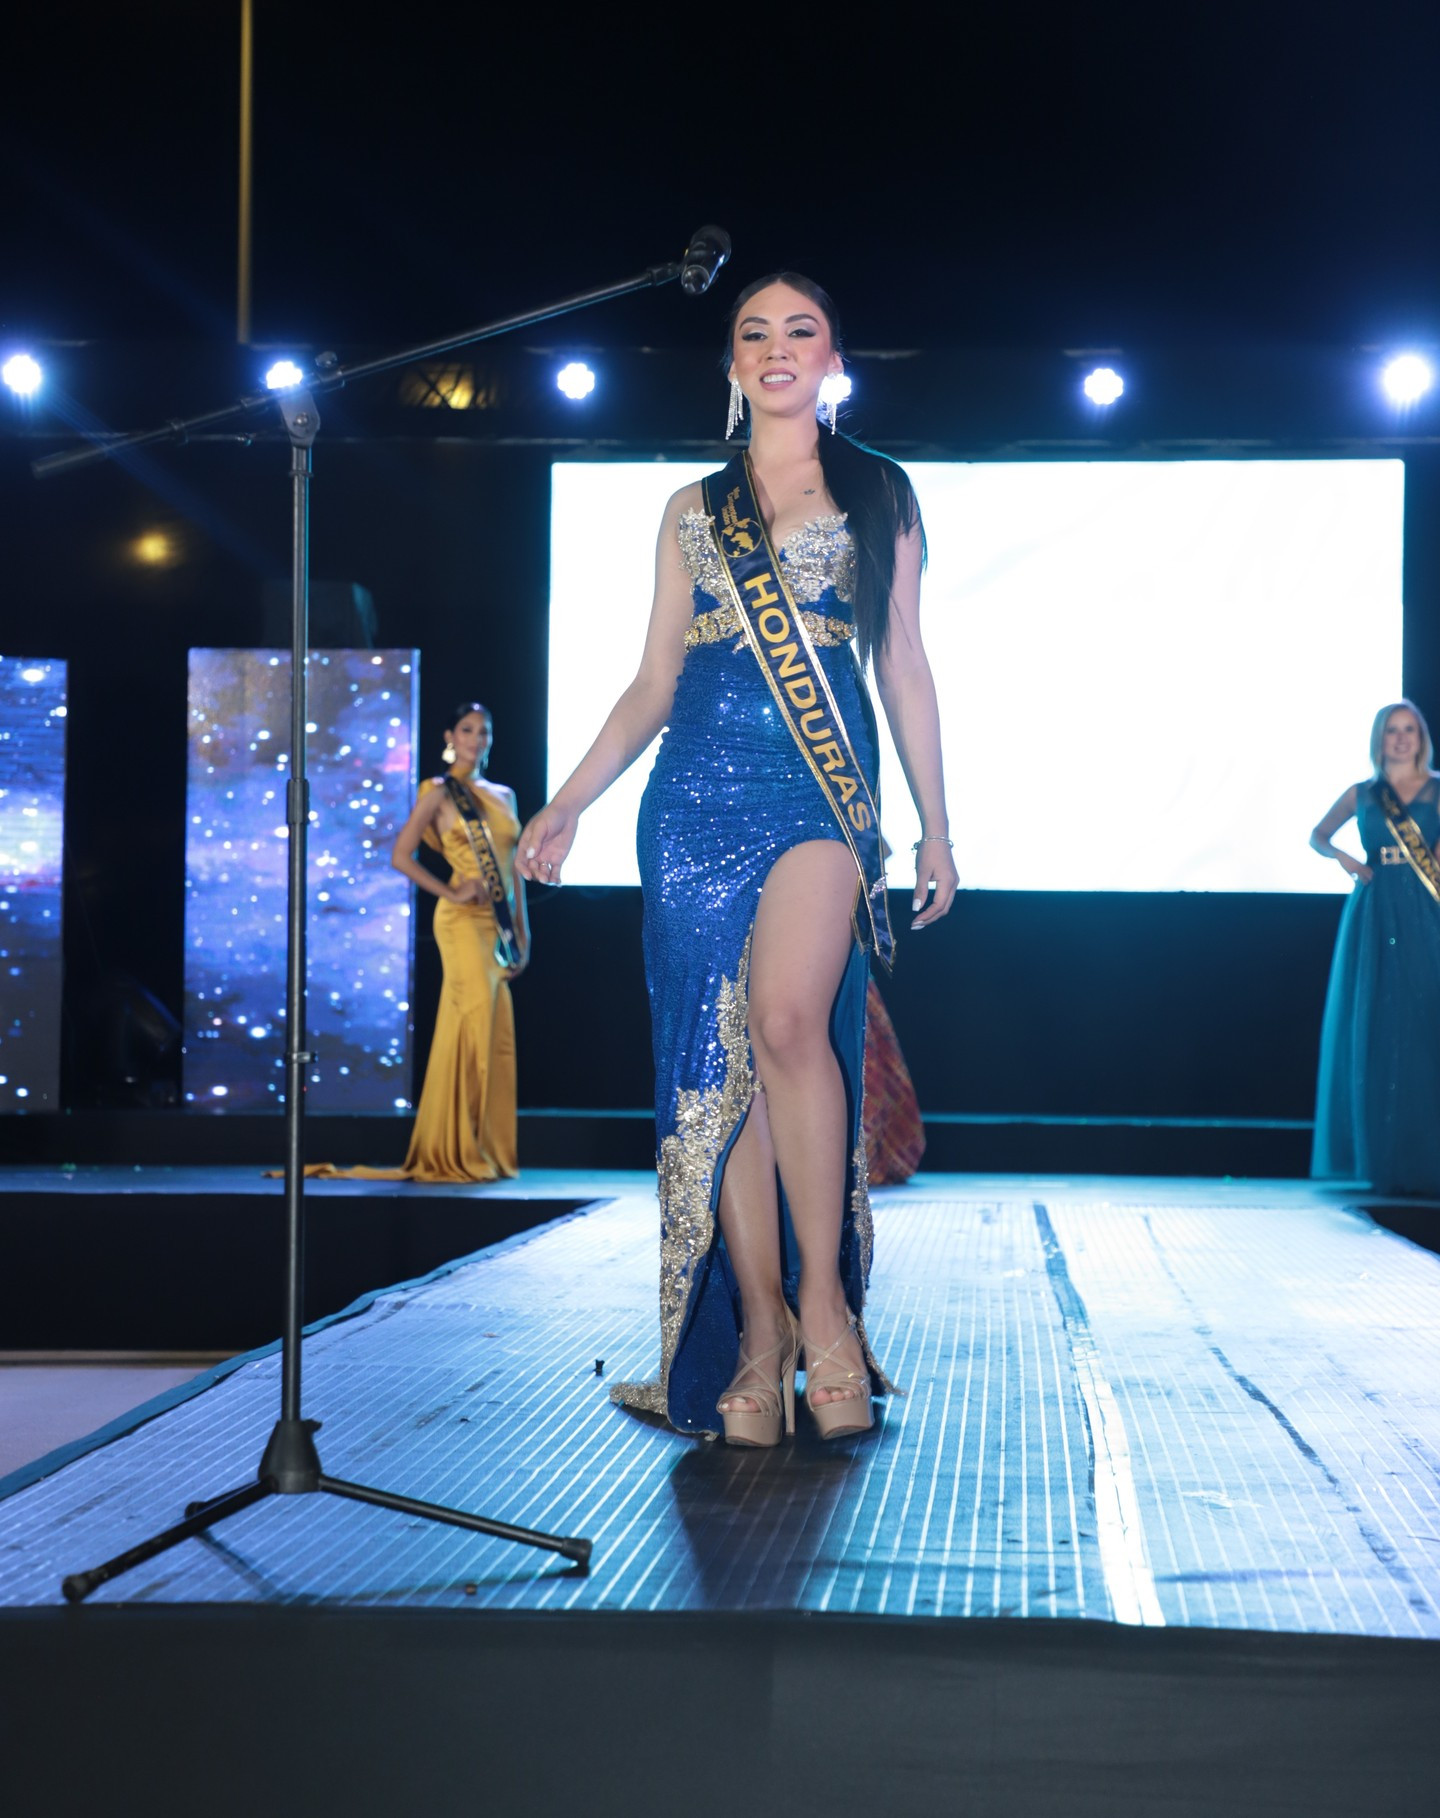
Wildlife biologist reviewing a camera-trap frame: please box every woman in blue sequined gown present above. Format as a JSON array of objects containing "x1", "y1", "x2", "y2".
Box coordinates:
[
  {"x1": 518, "y1": 274, "x2": 957, "y2": 1440},
  {"x1": 1310, "y1": 699, "x2": 1440, "y2": 1196}
]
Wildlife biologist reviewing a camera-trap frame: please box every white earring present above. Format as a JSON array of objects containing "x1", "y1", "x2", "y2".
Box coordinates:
[
  {"x1": 726, "y1": 375, "x2": 745, "y2": 440},
  {"x1": 823, "y1": 392, "x2": 839, "y2": 434},
  {"x1": 442, "y1": 741, "x2": 456, "y2": 765}
]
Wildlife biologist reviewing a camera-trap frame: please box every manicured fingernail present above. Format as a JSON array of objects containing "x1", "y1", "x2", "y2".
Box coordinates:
[
  {"x1": 525, "y1": 847, "x2": 536, "y2": 858},
  {"x1": 912, "y1": 898, "x2": 923, "y2": 912}
]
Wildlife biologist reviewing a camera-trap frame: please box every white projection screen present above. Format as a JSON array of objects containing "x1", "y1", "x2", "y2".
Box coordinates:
[{"x1": 548, "y1": 460, "x2": 1404, "y2": 892}]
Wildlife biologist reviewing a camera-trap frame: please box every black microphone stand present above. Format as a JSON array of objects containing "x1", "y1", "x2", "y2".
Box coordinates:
[{"x1": 38, "y1": 227, "x2": 732, "y2": 1602}]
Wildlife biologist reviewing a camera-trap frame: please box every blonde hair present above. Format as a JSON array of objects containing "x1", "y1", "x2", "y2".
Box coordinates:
[{"x1": 1369, "y1": 698, "x2": 1433, "y2": 775}]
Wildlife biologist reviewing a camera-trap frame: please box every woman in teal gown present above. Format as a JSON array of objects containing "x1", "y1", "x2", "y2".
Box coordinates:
[
  {"x1": 1310, "y1": 699, "x2": 1440, "y2": 1196},
  {"x1": 518, "y1": 273, "x2": 957, "y2": 1441}
]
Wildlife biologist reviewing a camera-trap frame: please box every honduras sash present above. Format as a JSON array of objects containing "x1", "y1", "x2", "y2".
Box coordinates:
[{"x1": 702, "y1": 453, "x2": 893, "y2": 968}]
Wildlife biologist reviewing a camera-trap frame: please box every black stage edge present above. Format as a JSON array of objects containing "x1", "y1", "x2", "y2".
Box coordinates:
[
  {"x1": 2, "y1": 1607, "x2": 1435, "y2": 1818},
  {"x1": 0, "y1": 1107, "x2": 1317, "y2": 1176},
  {"x1": 0, "y1": 1189, "x2": 586, "y2": 1351}
]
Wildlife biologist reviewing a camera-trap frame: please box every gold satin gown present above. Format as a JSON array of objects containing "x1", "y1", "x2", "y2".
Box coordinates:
[
  {"x1": 402, "y1": 776, "x2": 520, "y2": 1181},
  {"x1": 302, "y1": 776, "x2": 521, "y2": 1184}
]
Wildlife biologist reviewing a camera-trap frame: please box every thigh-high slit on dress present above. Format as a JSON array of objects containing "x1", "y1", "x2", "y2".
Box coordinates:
[{"x1": 611, "y1": 508, "x2": 893, "y2": 1434}]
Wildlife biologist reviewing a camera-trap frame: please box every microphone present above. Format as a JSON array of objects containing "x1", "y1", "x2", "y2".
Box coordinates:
[{"x1": 680, "y1": 226, "x2": 732, "y2": 297}]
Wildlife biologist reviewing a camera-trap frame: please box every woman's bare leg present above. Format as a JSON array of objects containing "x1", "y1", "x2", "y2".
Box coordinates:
[
  {"x1": 748, "y1": 840, "x2": 868, "y2": 1406},
  {"x1": 714, "y1": 1091, "x2": 789, "y2": 1414}
]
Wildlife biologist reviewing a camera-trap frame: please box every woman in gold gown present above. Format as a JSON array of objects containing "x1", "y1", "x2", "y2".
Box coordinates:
[{"x1": 385, "y1": 702, "x2": 528, "y2": 1181}]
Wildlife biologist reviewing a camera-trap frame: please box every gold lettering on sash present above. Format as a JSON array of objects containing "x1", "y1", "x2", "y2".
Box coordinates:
[
  {"x1": 1378, "y1": 781, "x2": 1440, "y2": 906},
  {"x1": 706, "y1": 456, "x2": 893, "y2": 964}
]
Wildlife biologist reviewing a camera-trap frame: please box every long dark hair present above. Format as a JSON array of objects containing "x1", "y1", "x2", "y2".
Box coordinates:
[{"x1": 724, "y1": 272, "x2": 925, "y2": 668}]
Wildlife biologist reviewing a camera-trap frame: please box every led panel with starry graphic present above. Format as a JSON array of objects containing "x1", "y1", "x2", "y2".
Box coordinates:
[{"x1": 183, "y1": 648, "x2": 419, "y2": 1112}]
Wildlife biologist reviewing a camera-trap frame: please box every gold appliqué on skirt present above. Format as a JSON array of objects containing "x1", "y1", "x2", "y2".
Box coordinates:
[
  {"x1": 849, "y1": 1133, "x2": 901, "y2": 1396},
  {"x1": 610, "y1": 935, "x2": 756, "y2": 1420}
]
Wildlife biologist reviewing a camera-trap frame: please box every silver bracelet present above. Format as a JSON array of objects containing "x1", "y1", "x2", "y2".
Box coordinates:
[{"x1": 912, "y1": 836, "x2": 954, "y2": 850}]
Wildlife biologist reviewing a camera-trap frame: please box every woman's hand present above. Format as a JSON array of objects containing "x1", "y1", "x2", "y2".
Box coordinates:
[
  {"x1": 911, "y1": 839, "x2": 959, "y2": 929},
  {"x1": 505, "y1": 944, "x2": 530, "y2": 980},
  {"x1": 1338, "y1": 852, "x2": 1373, "y2": 885},
  {"x1": 447, "y1": 876, "x2": 483, "y2": 904},
  {"x1": 515, "y1": 801, "x2": 578, "y2": 885}
]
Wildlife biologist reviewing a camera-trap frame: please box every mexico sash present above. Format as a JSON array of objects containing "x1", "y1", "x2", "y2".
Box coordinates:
[
  {"x1": 444, "y1": 777, "x2": 521, "y2": 966},
  {"x1": 702, "y1": 453, "x2": 893, "y2": 968},
  {"x1": 1376, "y1": 777, "x2": 1440, "y2": 906}
]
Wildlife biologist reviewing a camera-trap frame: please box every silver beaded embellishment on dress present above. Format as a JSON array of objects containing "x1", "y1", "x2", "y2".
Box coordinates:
[
  {"x1": 676, "y1": 510, "x2": 854, "y2": 613},
  {"x1": 777, "y1": 515, "x2": 855, "y2": 606}
]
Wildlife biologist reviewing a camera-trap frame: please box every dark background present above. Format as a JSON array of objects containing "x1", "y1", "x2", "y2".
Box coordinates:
[{"x1": 3, "y1": 2, "x2": 1439, "y2": 1163}]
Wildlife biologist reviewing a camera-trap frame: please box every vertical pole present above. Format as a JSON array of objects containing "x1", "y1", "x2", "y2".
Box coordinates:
[
  {"x1": 237, "y1": 0, "x2": 254, "y2": 344},
  {"x1": 282, "y1": 434, "x2": 312, "y2": 1423}
]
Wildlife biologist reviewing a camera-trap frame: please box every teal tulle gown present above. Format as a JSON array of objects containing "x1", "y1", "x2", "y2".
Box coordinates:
[
  {"x1": 611, "y1": 507, "x2": 890, "y2": 1434},
  {"x1": 1312, "y1": 776, "x2": 1440, "y2": 1196}
]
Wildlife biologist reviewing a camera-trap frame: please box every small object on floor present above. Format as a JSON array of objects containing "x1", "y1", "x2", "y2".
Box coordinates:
[{"x1": 594, "y1": 1358, "x2": 605, "y2": 1375}]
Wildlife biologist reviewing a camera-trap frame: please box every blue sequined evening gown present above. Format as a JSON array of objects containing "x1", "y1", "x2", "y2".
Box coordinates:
[
  {"x1": 1312, "y1": 776, "x2": 1440, "y2": 1196},
  {"x1": 612, "y1": 509, "x2": 888, "y2": 1433}
]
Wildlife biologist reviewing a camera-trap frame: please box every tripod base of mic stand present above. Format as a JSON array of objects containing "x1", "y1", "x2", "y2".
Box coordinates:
[{"x1": 61, "y1": 1417, "x2": 592, "y2": 1605}]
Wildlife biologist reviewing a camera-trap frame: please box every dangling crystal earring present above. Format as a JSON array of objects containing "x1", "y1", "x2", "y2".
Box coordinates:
[
  {"x1": 441, "y1": 741, "x2": 456, "y2": 765},
  {"x1": 726, "y1": 376, "x2": 745, "y2": 440},
  {"x1": 824, "y1": 394, "x2": 839, "y2": 434}
]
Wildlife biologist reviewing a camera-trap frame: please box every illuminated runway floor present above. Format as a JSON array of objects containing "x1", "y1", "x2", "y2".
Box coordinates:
[{"x1": 1, "y1": 1177, "x2": 1438, "y2": 1637}]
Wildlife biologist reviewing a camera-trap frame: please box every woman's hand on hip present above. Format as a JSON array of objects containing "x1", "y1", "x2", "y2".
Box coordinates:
[
  {"x1": 516, "y1": 801, "x2": 577, "y2": 885},
  {"x1": 1338, "y1": 852, "x2": 1373, "y2": 884},
  {"x1": 911, "y1": 841, "x2": 959, "y2": 930},
  {"x1": 447, "y1": 876, "x2": 483, "y2": 904}
]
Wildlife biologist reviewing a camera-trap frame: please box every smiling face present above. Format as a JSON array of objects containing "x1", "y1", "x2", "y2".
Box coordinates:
[
  {"x1": 1383, "y1": 709, "x2": 1421, "y2": 769},
  {"x1": 729, "y1": 281, "x2": 844, "y2": 425},
  {"x1": 446, "y1": 709, "x2": 492, "y2": 774}
]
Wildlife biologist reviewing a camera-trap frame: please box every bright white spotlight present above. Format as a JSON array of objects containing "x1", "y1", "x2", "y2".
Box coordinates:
[
  {"x1": 556, "y1": 361, "x2": 596, "y2": 401},
  {"x1": 1083, "y1": 366, "x2": 1125, "y2": 406},
  {"x1": 2, "y1": 353, "x2": 43, "y2": 397},
  {"x1": 264, "y1": 359, "x2": 305, "y2": 391},
  {"x1": 1381, "y1": 352, "x2": 1434, "y2": 406},
  {"x1": 818, "y1": 372, "x2": 853, "y2": 412}
]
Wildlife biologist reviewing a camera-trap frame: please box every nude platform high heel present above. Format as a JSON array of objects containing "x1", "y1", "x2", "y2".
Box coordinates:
[
  {"x1": 716, "y1": 1313, "x2": 799, "y2": 1448},
  {"x1": 801, "y1": 1314, "x2": 874, "y2": 1440}
]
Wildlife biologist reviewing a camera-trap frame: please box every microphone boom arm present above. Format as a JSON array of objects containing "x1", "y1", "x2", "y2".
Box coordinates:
[{"x1": 33, "y1": 228, "x2": 729, "y2": 479}]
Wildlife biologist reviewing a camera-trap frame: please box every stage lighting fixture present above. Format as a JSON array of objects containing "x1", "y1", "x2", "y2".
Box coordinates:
[
  {"x1": 818, "y1": 372, "x2": 853, "y2": 411},
  {"x1": 2, "y1": 352, "x2": 43, "y2": 397},
  {"x1": 131, "y1": 530, "x2": 181, "y2": 570},
  {"x1": 1381, "y1": 352, "x2": 1434, "y2": 406},
  {"x1": 1083, "y1": 366, "x2": 1125, "y2": 406},
  {"x1": 556, "y1": 361, "x2": 596, "y2": 401},
  {"x1": 264, "y1": 358, "x2": 305, "y2": 391}
]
